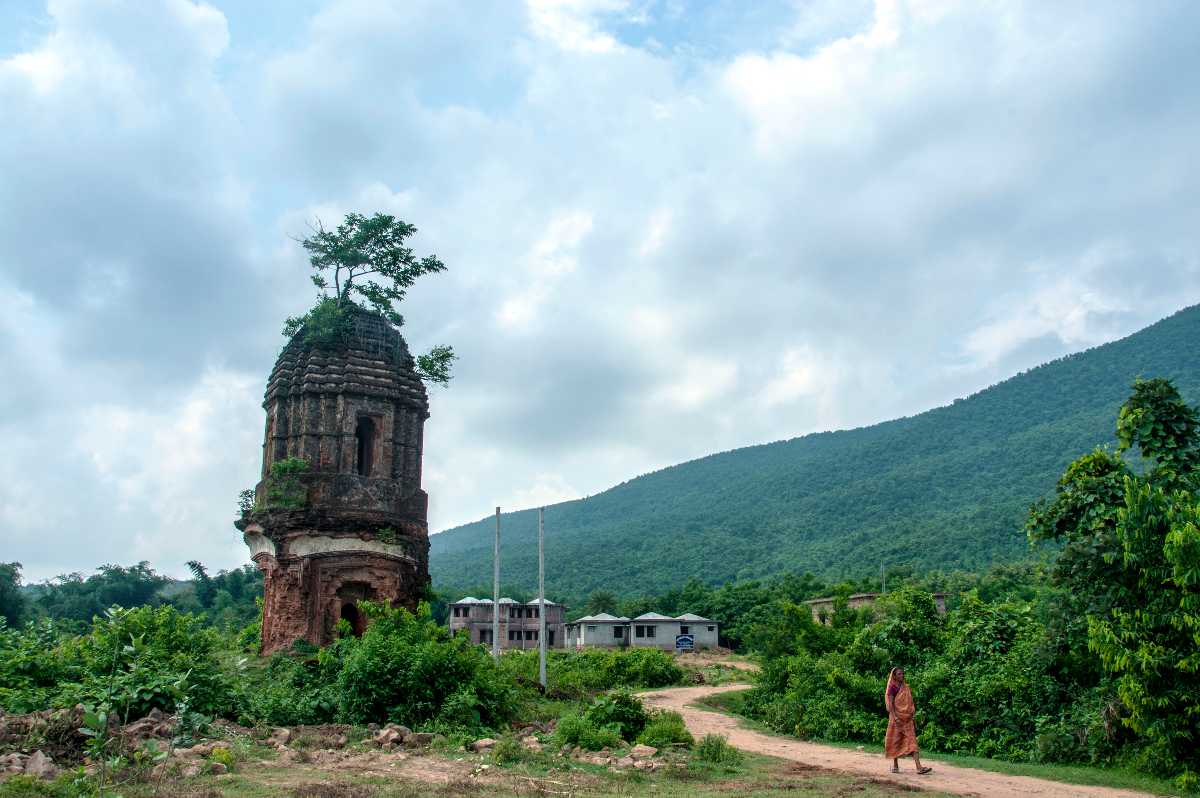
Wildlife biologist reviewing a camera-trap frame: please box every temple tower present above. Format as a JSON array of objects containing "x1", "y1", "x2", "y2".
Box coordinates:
[{"x1": 237, "y1": 305, "x2": 430, "y2": 653}]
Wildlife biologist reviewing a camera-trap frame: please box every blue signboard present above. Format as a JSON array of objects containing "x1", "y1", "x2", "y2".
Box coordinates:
[{"x1": 675, "y1": 634, "x2": 694, "y2": 651}]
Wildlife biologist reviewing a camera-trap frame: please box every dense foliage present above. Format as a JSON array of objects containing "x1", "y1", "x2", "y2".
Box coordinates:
[
  {"x1": 336, "y1": 602, "x2": 513, "y2": 729},
  {"x1": 23, "y1": 561, "x2": 263, "y2": 634},
  {"x1": 2, "y1": 591, "x2": 698, "y2": 758},
  {"x1": 431, "y1": 304, "x2": 1200, "y2": 598},
  {"x1": 742, "y1": 380, "x2": 1200, "y2": 788},
  {"x1": 0, "y1": 563, "x2": 25, "y2": 626},
  {"x1": 497, "y1": 647, "x2": 682, "y2": 699},
  {"x1": 0, "y1": 605, "x2": 232, "y2": 718}
]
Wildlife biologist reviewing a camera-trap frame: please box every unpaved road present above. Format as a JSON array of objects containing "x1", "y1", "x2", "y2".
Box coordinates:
[{"x1": 642, "y1": 684, "x2": 1160, "y2": 798}]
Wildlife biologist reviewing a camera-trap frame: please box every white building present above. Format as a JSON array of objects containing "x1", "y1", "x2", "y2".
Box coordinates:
[
  {"x1": 565, "y1": 611, "x2": 718, "y2": 650},
  {"x1": 565, "y1": 612, "x2": 630, "y2": 648},
  {"x1": 675, "y1": 613, "x2": 720, "y2": 649}
]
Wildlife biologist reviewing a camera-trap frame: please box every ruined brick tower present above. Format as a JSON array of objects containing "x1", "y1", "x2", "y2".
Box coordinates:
[{"x1": 237, "y1": 305, "x2": 430, "y2": 653}]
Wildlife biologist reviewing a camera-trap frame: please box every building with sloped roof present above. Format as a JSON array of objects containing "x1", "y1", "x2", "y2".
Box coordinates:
[
  {"x1": 565, "y1": 611, "x2": 718, "y2": 650},
  {"x1": 447, "y1": 596, "x2": 566, "y2": 649}
]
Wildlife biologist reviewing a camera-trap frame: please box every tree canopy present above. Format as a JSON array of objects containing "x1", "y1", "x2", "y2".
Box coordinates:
[
  {"x1": 283, "y1": 212, "x2": 457, "y2": 386},
  {"x1": 0, "y1": 563, "x2": 25, "y2": 626}
]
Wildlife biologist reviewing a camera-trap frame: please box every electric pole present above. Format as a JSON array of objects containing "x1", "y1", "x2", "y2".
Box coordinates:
[
  {"x1": 492, "y1": 506, "x2": 500, "y2": 660},
  {"x1": 538, "y1": 506, "x2": 547, "y2": 689}
]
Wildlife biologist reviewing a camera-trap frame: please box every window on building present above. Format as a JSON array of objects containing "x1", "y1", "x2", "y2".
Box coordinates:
[
  {"x1": 635, "y1": 625, "x2": 645, "y2": 638},
  {"x1": 549, "y1": 630, "x2": 555, "y2": 646},
  {"x1": 706, "y1": 625, "x2": 715, "y2": 632},
  {"x1": 680, "y1": 625, "x2": 690, "y2": 635},
  {"x1": 587, "y1": 625, "x2": 597, "y2": 632},
  {"x1": 613, "y1": 626, "x2": 623, "y2": 639},
  {"x1": 508, "y1": 630, "x2": 518, "y2": 641},
  {"x1": 479, "y1": 629, "x2": 492, "y2": 644},
  {"x1": 524, "y1": 630, "x2": 536, "y2": 641},
  {"x1": 646, "y1": 626, "x2": 656, "y2": 638},
  {"x1": 355, "y1": 417, "x2": 376, "y2": 477}
]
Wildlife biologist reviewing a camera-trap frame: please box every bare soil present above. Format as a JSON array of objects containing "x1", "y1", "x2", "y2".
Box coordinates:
[{"x1": 641, "y1": 684, "x2": 1158, "y2": 798}]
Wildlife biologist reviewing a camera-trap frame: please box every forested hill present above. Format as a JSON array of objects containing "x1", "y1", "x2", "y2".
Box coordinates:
[{"x1": 429, "y1": 304, "x2": 1200, "y2": 601}]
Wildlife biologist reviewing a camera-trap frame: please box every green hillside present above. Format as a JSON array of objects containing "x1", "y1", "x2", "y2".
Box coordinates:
[{"x1": 429, "y1": 304, "x2": 1200, "y2": 600}]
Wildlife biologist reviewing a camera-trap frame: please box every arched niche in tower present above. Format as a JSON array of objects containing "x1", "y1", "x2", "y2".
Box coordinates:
[{"x1": 356, "y1": 416, "x2": 377, "y2": 477}]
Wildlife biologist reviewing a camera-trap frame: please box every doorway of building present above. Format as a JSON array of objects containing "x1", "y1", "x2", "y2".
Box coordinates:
[{"x1": 340, "y1": 602, "x2": 367, "y2": 637}]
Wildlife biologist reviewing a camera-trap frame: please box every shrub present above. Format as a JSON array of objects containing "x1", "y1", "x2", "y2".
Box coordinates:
[
  {"x1": 241, "y1": 650, "x2": 340, "y2": 726},
  {"x1": 553, "y1": 712, "x2": 624, "y2": 751},
  {"x1": 491, "y1": 734, "x2": 527, "y2": 765},
  {"x1": 0, "y1": 620, "x2": 74, "y2": 713},
  {"x1": 5, "y1": 605, "x2": 235, "y2": 720},
  {"x1": 261, "y1": 458, "x2": 309, "y2": 510},
  {"x1": 692, "y1": 734, "x2": 743, "y2": 768},
  {"x1": 336, "y1": 601, "x2": 514, "y2": 728},
  {"x1": 209, "y1": 746, "x2": 236, "y2": 771},
  {"x1": 0, "y1": 775, "x2": 77, "y2": 798},
  {"x1": 584, "y1": 690, "x2": 647, "y2": 742},
  {"x1": 637, "y1": 709, "x2": 693, "y2": 750},
  {"x1": 499, "y1": 648, "x2": 683, "y2": 700}
]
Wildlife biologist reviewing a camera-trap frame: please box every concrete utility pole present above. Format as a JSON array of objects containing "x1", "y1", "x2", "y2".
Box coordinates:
[
  {"x1": 493, "y1": 506, "x2": 501, "y2": 660},
  {"x1": 538, "y1": 506, "x2": 547, "y2": 689}
]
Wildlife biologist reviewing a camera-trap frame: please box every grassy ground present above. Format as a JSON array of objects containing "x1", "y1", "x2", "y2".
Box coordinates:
[
  {"x1": 85, "y1": 750, "x2": 957, "y2": 798},
  {"x1": 699, "y1": 690, "x2": 1191, "y2": 798}
]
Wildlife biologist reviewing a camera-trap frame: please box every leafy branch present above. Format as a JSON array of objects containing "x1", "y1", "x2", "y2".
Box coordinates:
[{"x1": 283, "y1": 212, "x2": 456, "y2": 386}]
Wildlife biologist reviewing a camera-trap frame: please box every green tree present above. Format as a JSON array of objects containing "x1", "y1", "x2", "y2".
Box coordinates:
[
  {"x1": 36, "y1": 562, "x2": 168, "y2": 625},
  {"x1": 187, "y1": 560, "x2": 216, "y2": 609},
  {"x1": 1083, "y1": 379, "x2": 1200, "y2": 785},
  {"x1": 0, "y1": 563, "x2": 25, "y2": 626},
  {"x1": 284, "y1": 212, "x2": 456, "y2": 385},
  {"x1": 583, "y1": 590, "x2": 618, "y2": 616}
]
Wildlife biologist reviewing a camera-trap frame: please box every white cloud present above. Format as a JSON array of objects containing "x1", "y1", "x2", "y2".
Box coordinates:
[
  {"x1": 3, "y1": 0, "x2": 1200, "y2": 582},
  {"x1": 526, "y1": 0, "x2": 627, "y2": 53},
  {"x1": 506, "y1": 472, "x2": 581, "y2": 510}
]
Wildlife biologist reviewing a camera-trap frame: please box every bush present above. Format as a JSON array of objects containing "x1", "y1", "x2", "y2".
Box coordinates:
[
  {"x1": 498, "y1": 648, "x2": 683, "y2": 700},
  {"x1": 692, "y1": 734, "x2": 743, "y2": 768},
  {"x1": 72, "y1": 605, "x2": 231, "y2": 717},
  {"x1": 209, "y1": 746, "x2": 236, "y2": 771},
  {"x1": 491, "y1": 734, "x2": 528, "y2": 765},
  {"x1": 336, "y1": 601, "x2": 514, "y2": 729},
  {"x1": 0, "y1": 775, "x2": 78, "y2": 798},
  {"x1": 241, "y1": 647, "x2": 342, "y2": 726},
  {"x1": 553, "y1": 712, "x2": 624, "y2": 751},
  {"x1": 748, "y1": 649, "x2": 886, "y2": 743},
  {"x1": 584, "y1": 690, "x2": 647, "y2": 742},
  {"x1": 0, "y1": 620, "x2": 74, "y2": 713},
  {"x1": 1, "y1": 606, "x2": 233, "y2": 720},
  {"x1": 637, "y1": 709, "x2": 693, "y2": 750}
]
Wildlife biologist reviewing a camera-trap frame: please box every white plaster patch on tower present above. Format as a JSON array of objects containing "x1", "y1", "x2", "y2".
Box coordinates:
[{"x1": 286, "y1": 534, "x2": 416, "y2": 563}]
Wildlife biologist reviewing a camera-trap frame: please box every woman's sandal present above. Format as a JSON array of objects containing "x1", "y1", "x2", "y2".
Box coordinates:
[{"x1": 917, "y1": 767, "x2": 933, "y2": 775}]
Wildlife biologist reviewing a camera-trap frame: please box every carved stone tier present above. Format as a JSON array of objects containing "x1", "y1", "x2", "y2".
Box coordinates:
[{"x1": 238, "y1": 305, "x2": 432, "y2": 653}]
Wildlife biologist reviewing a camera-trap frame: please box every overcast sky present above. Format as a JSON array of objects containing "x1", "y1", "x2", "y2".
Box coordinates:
[{"x1": 2, "y1": 0, "x2": 1199, "y2": 583}]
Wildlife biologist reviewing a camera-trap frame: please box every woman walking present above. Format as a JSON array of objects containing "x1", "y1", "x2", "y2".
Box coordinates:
[{"x1": 884, "y1": 667, "x2": 932, "y2": 774}]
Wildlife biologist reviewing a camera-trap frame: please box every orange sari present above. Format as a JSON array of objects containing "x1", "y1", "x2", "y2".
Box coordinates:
[{"x1": 884, "y1": 678, "x2": 918, "y2": 759}]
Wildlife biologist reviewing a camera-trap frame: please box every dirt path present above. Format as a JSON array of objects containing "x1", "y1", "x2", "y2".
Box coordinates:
[{"x1": 641, "y1": 684, "x2": 1159, "y2": 798}]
